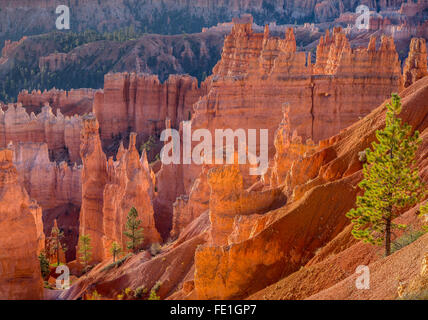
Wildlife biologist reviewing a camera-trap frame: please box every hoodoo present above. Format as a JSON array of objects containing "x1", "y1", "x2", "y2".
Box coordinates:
[{"x1": 0, "y1": 147, "x2": 44, "y2": 299}]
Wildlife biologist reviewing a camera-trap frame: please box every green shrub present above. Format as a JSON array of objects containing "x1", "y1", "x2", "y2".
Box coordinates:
[
  {"x1": 38, "y1": 252, "x2": 50, "y2": 279},
  {"x1": 148, "y1": 281, "x2": 162, "y2": 300},
  {"x1": 391, "y1": 228, "x2": 426, "y2": 254},
  {"x1": 102, "y1": 253, "x2": 133, "y2": 272},
  {"x1": 399, "y1": 289, "x2": 428, "y2": 300},
  {"x1": 134, "y1": 286, "x2": 148, "y2": 298},
  {"x1": 150, "y1": 243, "x2": 162, "y2": 256},
  {"x1": 43, "y1": 281, "x2": 54, "y2": 290},
  {"x1": 148, "y1": 289, "x2": 160, "y2": 300}
]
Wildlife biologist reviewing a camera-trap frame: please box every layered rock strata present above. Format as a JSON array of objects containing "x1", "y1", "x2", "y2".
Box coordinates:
[
  {"x1": 18, "y1": 88, "x2": 95, "y2": 116},
  {"x1": 93, "y1": 73, "x2": 206, "y2": 147},
  {"x1": 192, "y1": 22, "x2": 401, "y2": 151},
  {"x1": 11, "y1": 142, "x2": 82, "y2": 260},
  {"x1": 158, "y1": 21, "x2": 403, "y2": 238},
  {"x1": 403, "y1": 38, "x2": 428, "y2": 88}
]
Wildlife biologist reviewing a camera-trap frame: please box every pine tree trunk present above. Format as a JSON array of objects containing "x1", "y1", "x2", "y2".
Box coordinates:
[
  {"x1": 385, "y1": 218, "x2": 392, "y2": 256},
  {"x1": 57, "y1": 237, "x2": 60, "y2": 266}
]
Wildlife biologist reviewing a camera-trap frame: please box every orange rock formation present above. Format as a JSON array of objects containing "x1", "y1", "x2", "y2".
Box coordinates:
[
  {"x1": 192, "y1": 21, "x2": 401, "y2": 154},
  {"x1": 12, "y1": 142, "x2": 82, "y2": 210},
  {"x1": 0, "y1": 103, "x2": 82, "y2": 163},
  {"x1": 403, "y1": 38, "x2": 428, "y2": 88},
  {"x1": 78, "y1": 114, "x2": 108, "y2": 263},
  {"x1": 18, "y1": 88, "x2": 95, "y2": 116},
  {"x1": 192, "y1": 76, "x2": 428, "y2": 300},
  {"x1": 102, "y1": 133, "x2": 161, "y2": 257},
  {"x1": 0, "y1": 147, "x2": 44, "y2": 299},
  {"x1": 153, "y1": 21, "x2": 404, "y2": 239},
  {"x1": 93, "y1": 73, "x2": 206, "y2": 147},
  {"x1": 78, "y1": 115, "x2": 160, "y2": 262}
]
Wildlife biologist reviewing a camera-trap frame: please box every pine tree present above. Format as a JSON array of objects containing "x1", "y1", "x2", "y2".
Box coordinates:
[
  {"x1": 148, "y1": 289, "x2": 160, "y2": 300},
  {"x1": 346, "y1": 93, "x2": 423, "y2": 256},
  {"x1": 110, "y1": 241, "x2": 122, "y2": 263},
  {"x1": 78, "y1": 234, "x2": 92, "y2": 271},
  {"x1": 38, "y1": 251, "x2": 50, "y2": 279},
  {"x1": 124, "y1": 207, "x2": 144, "y2": 253}
]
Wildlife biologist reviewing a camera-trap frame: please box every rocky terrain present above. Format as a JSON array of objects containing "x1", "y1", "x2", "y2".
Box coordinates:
[
  {"x1": 0, "y1": 0, "x2": 415, "y2": 45},
  {"x1": 56, "y1": 75, "x2": 427, "y2": 300},
  {"x1": 1, "y1": 1, "x2": 427, "y2": 104},
  {"x1": 0, "y1": 3, "x2": 427, "y2": 301},
  {"x1": 0, "y1": 29, "x2": 225, "y2": 102}
]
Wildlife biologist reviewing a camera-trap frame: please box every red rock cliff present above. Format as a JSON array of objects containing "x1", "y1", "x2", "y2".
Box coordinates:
[
  {"x1": 403, "y1": 38, "x2": 428, "y2": 88},
  {"x1": 18, "y1": 88, "x2": 94, "y2": 116},
  {"x1": 191, "y1": 22, "x2": 401, "y2": 157},
  {"x1": 93, "y1": 73, "x2": 206, "y2": 147},
  {"x1": 0, "y1": 147, "x2": 44, "y2": 299},
  {"x1": 102, "y1": 133, "x2": 161, "y2": 258}
]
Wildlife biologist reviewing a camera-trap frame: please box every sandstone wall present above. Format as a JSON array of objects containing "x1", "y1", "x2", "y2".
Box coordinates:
[
  {"x1": 18, "y1": 88, "x2": 95, "y2": 116},
  {"x1": 154, "y1": 23, "x2": 406, "y2": 241},
  {"x1": 11, "y1": 142, "x2": 82, "y2": 210},
  {"x1": 93, "y1": 73, "x2": 206, "y2": 147},
  {"x1": 78, "y1": 115, "x2": 108, "y2": 263},
  {"x1": 192, "y1": 23, "x2": 401, "y2": 153},
  {"x1": 102, "y1": 133, "x2": 161, "y2": 258},
  {"x1": 207, "y1": 165, "x2": 286, "y2": 246},
  {"x1": 0, "y1": 104, "x2": 82, "y2": 163},
  {"x1": 171, "y1": 166, "x2": 211, "y2": 239},
  {"x1": 79, "y1": 115, "x2": 161, "y2": 262}
]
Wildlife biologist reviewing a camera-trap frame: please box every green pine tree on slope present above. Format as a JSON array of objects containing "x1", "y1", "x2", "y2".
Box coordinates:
[{"x1": 346, "y1": 93, "x2": 424, "y2": 256}]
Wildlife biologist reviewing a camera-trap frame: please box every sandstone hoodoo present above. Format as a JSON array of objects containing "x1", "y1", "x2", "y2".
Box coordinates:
[
  {"x1": 78, "y1": 115, "x2": 161, "y2": 262},
  {"x1": 403, "y1": 38, "x2": 428, "y2": 88},
  {"x1": 0, "y1": 147, "x2": 44, "y2": 300},
  {"x1": 192, "y1": 20, "x2": 402, "y2": 148}
]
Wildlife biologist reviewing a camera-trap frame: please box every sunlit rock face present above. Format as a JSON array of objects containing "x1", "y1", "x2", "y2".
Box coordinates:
[
  {"x1": 78, "y1": 115, "x2": 161, "y2": 263},
  {"x1": 93, "y1": 73, "x2": 207, "y2": 147},
  {"x1": 78, "y1": 114, "x2": 108, "y2": 263},
  {"x1": 192, "y1": 75, "x2": 428, "y2": 300},
  {"x1": 102, "y1": 133, "x2": 161, "y2": 258},
  {"x1": 0, "y1": 103, "x2": 82, "y2": 163},
  {"x1": 156, "y1": 20, "x2": 402, "y2": 239},
  {"x1": 403, "y1": 38, "x2": 428, "y2": 88},
  {"x1": 191, "y1": 21, "x2": 401, "y2": 158},
  {"x1": 0, "y1": 147, "x2": 44, "y2": 300}
]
